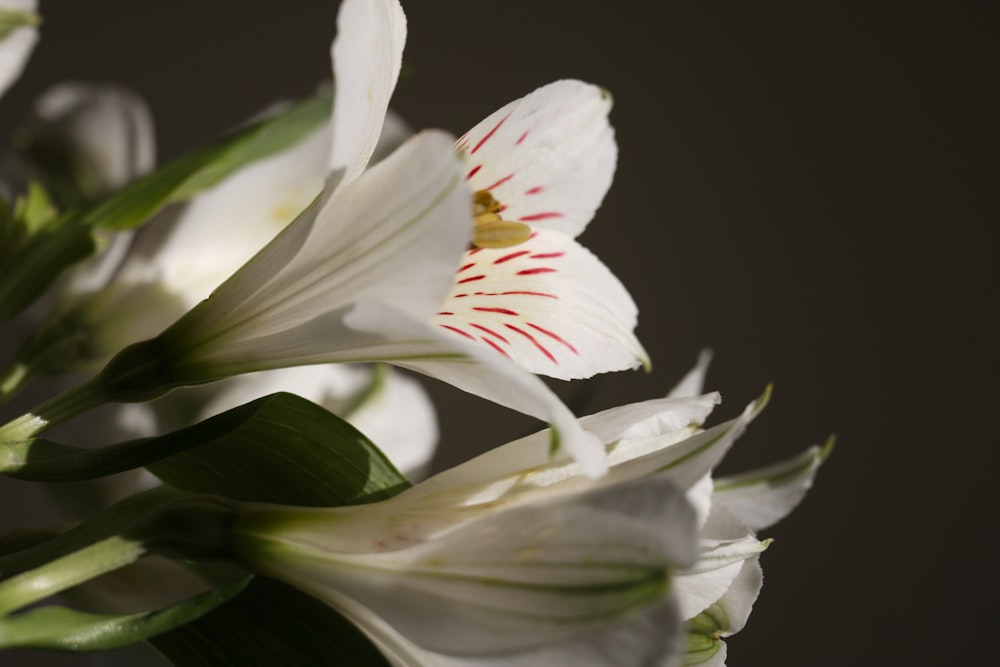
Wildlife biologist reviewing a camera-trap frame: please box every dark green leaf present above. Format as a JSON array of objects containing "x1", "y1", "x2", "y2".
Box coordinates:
[
  {"x1": 151, "y1": 577, "x2": 390, "y2": 667},
  {"x1": 148, "y1": 392, "x2": 411, "y2": 507}
]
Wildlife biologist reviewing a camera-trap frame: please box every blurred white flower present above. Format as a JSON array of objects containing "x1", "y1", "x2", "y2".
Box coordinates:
[{"x1": 0, "y1": 0, "x2": 39, "y2": 99}]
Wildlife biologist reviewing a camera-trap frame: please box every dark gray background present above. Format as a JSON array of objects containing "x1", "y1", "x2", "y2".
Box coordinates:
[{"x1": 0, "y1": 1, "x2": 994, "y2": 665}]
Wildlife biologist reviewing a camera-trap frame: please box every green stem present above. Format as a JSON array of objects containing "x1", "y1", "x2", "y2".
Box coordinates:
[
  {"x1": 0, "y1": 375, "x2": 107, "y2": 446},
  {"x1": 0, "y1": 361, "x2": 29, "y2": 403},
  {"x1": 0, "y1": 536, "x2": 145, "y2": 616}
]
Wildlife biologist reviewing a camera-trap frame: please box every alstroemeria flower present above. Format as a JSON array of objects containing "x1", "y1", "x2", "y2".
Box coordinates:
[
  {"x1": 234, "y1": 478, "x2": 698, "y2": 666},
  {"x1": 439, "y1": 80, "x2": 648, "y2": 380},
  {"x1": 0, "y1": 0, "x2": 39, "y2": 99}
]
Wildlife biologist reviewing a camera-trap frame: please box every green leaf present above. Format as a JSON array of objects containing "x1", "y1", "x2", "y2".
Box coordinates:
[
  {"x1": 151, "y1": 577, "x2": 389, "y2": 667},
  {"x1": 683, "y1": 603, "x2": 726, "y2": 665},
  {"x1": 4, "y1": 392, "x2": 410, "y2": 507},
  {"x1": 148, "y1": 392, "x2": 411, "y2": 507},
  {"x1": 0, "y1": 576, "x2": 250, "y2": 651},
  {"x1": 0, "y1": 93, "x2": 331, "y2": 323}
]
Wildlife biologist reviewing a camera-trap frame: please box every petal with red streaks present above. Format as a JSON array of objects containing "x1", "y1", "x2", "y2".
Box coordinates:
[
  {"x1": 458, "y1": 79, "x2": 616, "y2": 238},
  {"x1": 435, "y1": 230, "x2": 647, "y2": 380}
]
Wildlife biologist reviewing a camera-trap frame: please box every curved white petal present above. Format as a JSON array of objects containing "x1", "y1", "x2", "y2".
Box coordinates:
[
  {"x1": 674, "y1": 536, "x2": 769, "y2": 621},
  {"x1": 328, "y1": 0, "x2": 406, "y2": 185},
  {"x1": 121, "y1": 120, "x2": 331, "y2": 310},
  {"x1": 164, "y1": 130, "x2": 469, "y2": 367},
  {"x1": 668, "y1": 349, "x2": 714, "y2": 399},
  {"x1": 32, "y1": 83, "x2": 156, "y2": 195},
  {"x1": 245, "y1": 479, "x2": 694, "y2": 657},
  {"x1": 458, "y1": 80, "x2": 616, "y2": 238},
  {"x1": 712, "y1": 442, "x2": 830, "y2": 532},
  {"x1": 714, "y1": 554, "x2": 763, "y2": 637},
  {"x1": 344, "y1": 595, "x2": 684, "y2": 667},
  {"x1": 344, "y1": 301, "x2": 607, "y2": 477},
  {"x1": 199, "y1": 364, "x2": 438, "y2": 477},
  {"x1": 435, "y1": 229, "x2": 646, "y2": 380},
  {"x1": 0, "y1": 0, "x2": 38, "y2": 99}
]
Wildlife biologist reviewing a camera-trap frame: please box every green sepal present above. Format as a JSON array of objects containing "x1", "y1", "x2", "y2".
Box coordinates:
[
  {"x1": 151, "y1": 577, "x2": 390, "y2": 667},
  {"x1": 0, "y1": 576, "x2": 250, "y2": 651},
  {"x1": 0, "y1": 93, "x2": 331, "y2": 323},
  {"x1": 683, "y1": 603, "x2": 727, "y2": 665}
]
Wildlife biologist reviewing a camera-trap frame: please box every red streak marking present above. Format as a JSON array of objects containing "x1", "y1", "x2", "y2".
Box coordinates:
[
  {"x1": 483, "y1": 338, "x2": 511, "y2": 358},
  {"x1": 520, "y1": 212, "x2": 564, "y2": 222},
  {"x1": 437, "y1": 311, "x2": 454, "y2": 316},
  {"x1": 525, "y1": 186, "x2": 544, "y2": 195},
  {"x1": 500, "y1": 290, "x2": 558, "y2": 298},
  {"x1": 471, "y1": 114, "x2": 510, "y2": 155},
  {"x1": 517, "y1": 267, "x2": 557, "y2": 276},
  {"x1": 504, "y1": 324, "x2": 557, "y2": 364},
  {"x1": 457, "y1": 262, "x2": 476, "y2": 273},
  {"x1": 529, "y1": 231, "x2": 539, "y2": 239},
  {"x1": 470, "y1": 323, "x2": 510, "y2": 343},
  {"x1": 484, "y1": 173, "x2": 514, "y2": 191},
  {"x1": 473, "y1": 307, "x2": 519, "y2": 316},
  {"x1": 498, "y1": 204, "x2": 508, "y2": 212},
  {"x1": 466, "y1": 165, "x2": 482, "y2": 180},
  {"x1": 494, "y1": 250, "x2": 531, "y2": 264},
  {"x1": 528, "y1": 323, "x2": 579, "y2": 354},
  {"x1": 454, "y1": 293, "x2": 469, "y2": 298},
  {"x1": 440, "y1": 324, "x2": 476, "y2": 341},
  {"x1": 516, "y1": 131, "x2": 530, "y2": 145},
  {"x1": 530, "y1": 252, "x2": 565, "y2": 259},
  {"x1": 457, "y1": 275, "x2": 487, "y2": 284},
  {"x1": 468, "y1": 247, "x2": 484, "y2": 256}
]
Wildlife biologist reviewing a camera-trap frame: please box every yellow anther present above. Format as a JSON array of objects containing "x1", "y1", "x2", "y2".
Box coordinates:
[{"x1": 471, "y1": 189, "x2": 531, "y2": 249}]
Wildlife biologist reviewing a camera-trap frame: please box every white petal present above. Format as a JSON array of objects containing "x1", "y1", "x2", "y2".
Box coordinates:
[
  {"x1": 686, "y1": 474, "x2": 715, "y2": 529},
  {"x1": 667, "y1": 349, "x2": 714, "y2": 399},
  {"x1": 199, "y1": 364, "x2": 438, "y2": 477},
  {"x1": 253, "y1": 479, "x2": 694, "y2": 656},
  {"x1": 121, "y1": 119, "x2": 331, "y2": 311},
  {"x1": 458, "y1": 80, "x2": 616, "y2": 238},
  {"x1": 435, "y1": 229, "x2": 647, "y2": 380},
  {"x1": 319, "y1": 581, "x2": 683, "y2": 667},
  {"x1": 328, "y1": 0, "x2": 406, "y2": 185},
  {"x1": 165, "y1": 130, "x2": 469, "y2": 367},
  {"x1": 32, "y1": 83, "x2": 156, "y2": 194},
  {"x1": 674, "y1": 536, "x2": 769, "y2": 620},
  {"x1": 715, "y1": 554, "x2": 764, "y2": 636},
  {"x1": 0, "y1": 0, "x2": 38, "y2": 99},
  {"x1": 344, "y1": 301, "x2": 607, "y2": 477},
  {"x1": 712, "y1": 440, "x2": 831, "y2": 532}
]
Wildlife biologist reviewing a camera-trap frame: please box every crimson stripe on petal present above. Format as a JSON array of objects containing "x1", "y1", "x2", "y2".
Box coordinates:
[
  {"x1": 493, "y1": 250, "x2": 531, "y2": 264},
  {"x1": 440, "y1": 324, "x2": 476, "y2": 341},
  {"x1": 466, "y1": 164, "x2": 482, "y2": 180},
  {"x1": 520, "y1": 212, "x2": 564, "y2": 222},
  {"x1": 458, "y1": 275, "x2": 487, "y2": 284},
  {"x1": 483, "y1": 337, "x2": 511, "y2": 358},
  {"x1": 471, "y1": 114, "x2": 510, "y2": 155},
  {"x1": 517, "y1": 267, "x2": 557, "y2": 275},
  {"x1": 505, "y1": 323, "x2": 557, "y2": 364},
  {"x1": 525, "y1": 186, "x2": 544, "y2": 195},
  {"x1": 473, "y1": 307, "x2": 519, "y2": 315},
  {"x1": 527, "y1": 323, "x2": 579, "y2": 354},
  {"x1": 530, "y1": 252, "x2": 565, "y2": 259},
  {"x1": 470, "y1": 323, "x2": 510, "y2": 344},
  {"x1": 484, "y1": 173, "x2": 514, "y2": 191}
]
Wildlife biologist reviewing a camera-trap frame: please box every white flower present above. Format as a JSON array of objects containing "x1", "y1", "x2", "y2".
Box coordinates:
[
  {"x1": 440, "y1": 80, "x2": 647, "y2": 380},
  {"x1": 235, "y1": 478, "x2": 698, "y2": 666},
  {"x1": 0, "y1": 0, "x2": 39, "y2": 100}
]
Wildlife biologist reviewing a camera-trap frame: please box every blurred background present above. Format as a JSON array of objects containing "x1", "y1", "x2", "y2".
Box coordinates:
[{"x1": 0, "y1": 1, "x2": 994, "y2": 665}]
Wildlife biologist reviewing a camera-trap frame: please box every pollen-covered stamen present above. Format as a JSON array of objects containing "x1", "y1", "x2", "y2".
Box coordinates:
[{"x1": 471, "y1": 189, "x2": 532, "y2": 249}]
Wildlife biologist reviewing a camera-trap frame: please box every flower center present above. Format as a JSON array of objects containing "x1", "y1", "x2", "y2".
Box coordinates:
[{"x1": 471, "y1": 190, "x2": 532, "y2": 249}]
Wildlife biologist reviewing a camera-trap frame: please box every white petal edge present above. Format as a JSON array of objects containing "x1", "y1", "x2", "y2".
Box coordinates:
[
  {"x1": 668, "y1": 349, "x2": 714, "y2": 399},
  {"x1": 712, "y1": 440, "x2": 831, "y2": 532},
  {"x1": 674, "y1": 536, "x2": 769, "y2": 620},
  {"x1": 328, "y1": 0, "x2": 406, "y2": 185}
]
